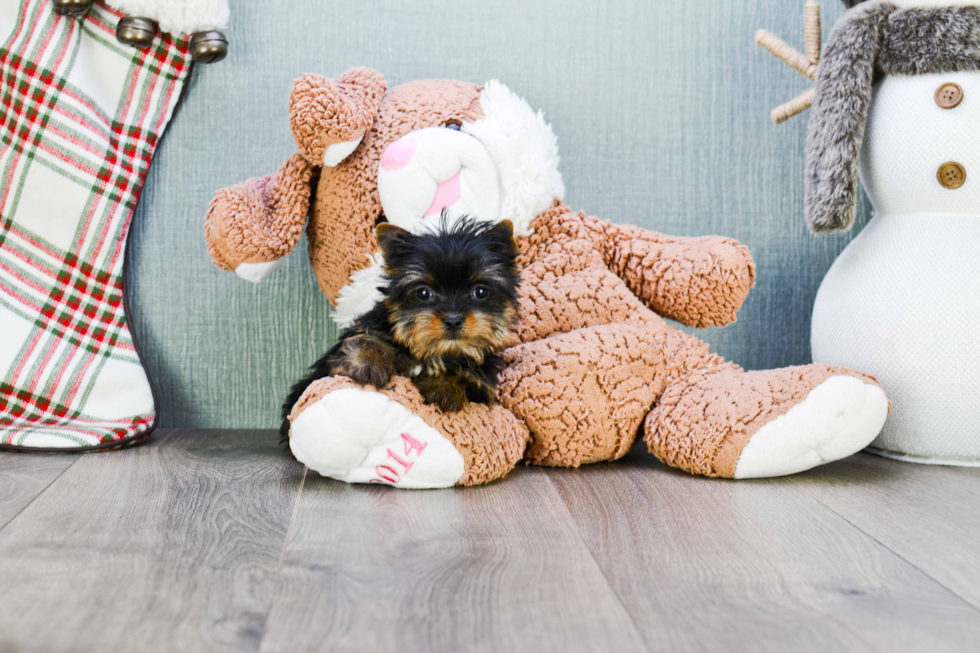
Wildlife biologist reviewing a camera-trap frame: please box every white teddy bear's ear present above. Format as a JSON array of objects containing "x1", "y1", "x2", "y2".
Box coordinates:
[
  {"x1": 105, "y1": 0, "x2": 229, "y2": 34},
  {"x1": 462, "y1": 81, "x2": 565, "y2": 238}
]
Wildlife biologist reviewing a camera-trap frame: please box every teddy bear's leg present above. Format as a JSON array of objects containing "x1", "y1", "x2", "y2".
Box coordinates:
[
  {"x1": 645, "y1": 364, "x2": 888, "y2": 479},
  {"x1": 498, "y1": 321, "x2": 679, "y2": 467},
  {"x1": 287, "y1": 376, "x2": 529, "y2": 488},
  {"x1": 204, "y1": 153, "x2": 314, "y2": 283}
]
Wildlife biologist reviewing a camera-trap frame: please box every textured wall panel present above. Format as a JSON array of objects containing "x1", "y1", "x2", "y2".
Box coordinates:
[{"x1": 127, "y1": 0, "x2": 869, "y2": 427}]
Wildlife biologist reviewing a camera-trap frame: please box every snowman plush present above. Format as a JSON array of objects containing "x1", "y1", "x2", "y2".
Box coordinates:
[{"x1": 806, "y1": 0, "x2": 980, "y2": 464}]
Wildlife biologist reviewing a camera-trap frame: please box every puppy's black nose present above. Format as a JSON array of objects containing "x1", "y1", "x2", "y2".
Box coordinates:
[{"x1": 443, "y1": 314, "x2": 464, "y2": 331}]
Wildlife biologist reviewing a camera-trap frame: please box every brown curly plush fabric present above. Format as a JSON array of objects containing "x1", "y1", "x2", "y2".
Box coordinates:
[
  {"x1": 204, "y1": 153, "x2": 314, "y2": 270},
  {"x1": 206, "y1": 69, "x2": 883, "y2": 485},
  {"x1": 499, "y1": 319, "x2": 722, "y2": 467},
  {"x1": 489, "y1": 202, "x2": 756, "y2": 470},
  {"x1": 587, "y1": 218, "x2": 756, "y2": 328},
  {"x1": 513, "y1": 204, "x2": 756, "y2": 341}
]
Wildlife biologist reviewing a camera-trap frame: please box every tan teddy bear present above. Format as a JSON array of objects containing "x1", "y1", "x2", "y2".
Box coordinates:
[{"x1": 204, "y1": 67, "x2": 889, "y2": 488}]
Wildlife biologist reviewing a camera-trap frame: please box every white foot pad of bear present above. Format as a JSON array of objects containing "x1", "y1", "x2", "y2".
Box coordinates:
[
  {"x1": 234, "y1": 259, "x2": 284, "y2": 284},
  {"x1": 734, "y1": 376, "x2": 888, "y2": 479},
  {"x1": 289, "y1": 387, "x2": 465, "y2": 488}
]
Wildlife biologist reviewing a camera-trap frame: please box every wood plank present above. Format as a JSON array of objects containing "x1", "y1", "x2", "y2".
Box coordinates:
[
  {"x1": 792, "y1": 452, "x2": 980, "y2": 610},
  {"x1": 0, "y1": 452, "x2": 77, "y2": 530},
  {"x1": 548, "y1": 453, "x2": 980, "y2": 653},
  {"x1": 0, "y1": 429, "x2": 305, "y2": 653},
  {"x1": 259, "y1": 467, "x2": 650, "y2": 653}
]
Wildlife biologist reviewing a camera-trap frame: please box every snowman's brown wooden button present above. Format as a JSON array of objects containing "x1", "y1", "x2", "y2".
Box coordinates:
[
  {"x1": 938, "y1": 162, "x2": 966, "y2": 189},
  {"x1": 935, "y1": 83, "x2": 963, "y2": 109}
]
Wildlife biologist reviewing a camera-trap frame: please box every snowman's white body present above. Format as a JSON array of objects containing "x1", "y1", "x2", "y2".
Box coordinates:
[{"x1": 811, "y1": 68, "x2": 980, "y2": 464}]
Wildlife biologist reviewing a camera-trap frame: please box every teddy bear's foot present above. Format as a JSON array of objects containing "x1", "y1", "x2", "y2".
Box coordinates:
[
  {"x1": 288, "y1": 379, "x2": 465, "y2": 488},
  {"x1": 733, "y1": 374, "x2": 888, "y2": 478},
  {"x1": 645, "y1": 365, "x2": 888, "y2": 479},
  {"x1": 287, "y1": 376, "x2": 529, "y2": 488}
]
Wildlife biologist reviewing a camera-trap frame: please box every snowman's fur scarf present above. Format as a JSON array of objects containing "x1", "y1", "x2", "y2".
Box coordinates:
[{"x1": 806, "y1": 2, "x2": 980, "y2": 232}]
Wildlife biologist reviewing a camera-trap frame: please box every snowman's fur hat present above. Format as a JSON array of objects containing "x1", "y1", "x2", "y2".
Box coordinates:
[{"x1": 806, "y1": 2, "x2": 980, "y2": 232}]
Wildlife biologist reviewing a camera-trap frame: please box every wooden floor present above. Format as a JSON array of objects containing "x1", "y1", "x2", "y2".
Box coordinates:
[{"x1": 1, "y1": 430, "x2": 979, "y2": 653}]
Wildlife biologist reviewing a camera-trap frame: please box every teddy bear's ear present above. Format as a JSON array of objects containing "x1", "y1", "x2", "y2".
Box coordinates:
[{"x1": 288, "y1": 67, "x2": 386, "y2": 167}]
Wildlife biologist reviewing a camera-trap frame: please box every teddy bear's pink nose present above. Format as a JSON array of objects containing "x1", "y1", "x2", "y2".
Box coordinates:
[{"x1": 380, "y1": 137, "x2": 416, "y2": 171}]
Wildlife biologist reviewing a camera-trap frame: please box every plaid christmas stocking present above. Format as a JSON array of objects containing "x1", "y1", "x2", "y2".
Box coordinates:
[{"x1": 0, "y1": 0, "x2": 225, "y2": 450}]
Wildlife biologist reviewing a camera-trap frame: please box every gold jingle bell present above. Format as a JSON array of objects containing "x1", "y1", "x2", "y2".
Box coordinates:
[
  {"x1": 116, "y1": 17, "x2": 158, "y2": 49},
  {"x1": 52, "y1": 0, "x2": 94, "y2": 18},
  {"x1": 189, "y1": 31, "x2": 229, "y2": 64}
]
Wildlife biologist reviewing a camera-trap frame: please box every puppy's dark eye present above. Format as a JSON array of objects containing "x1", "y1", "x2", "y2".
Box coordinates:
[
  {"x1": 472, "y1": 285, "x2": 490, "y2": 300},
  {"x1": 415, "y1": 287, "x2": 432, "y2": 301},
  {"x1": 443, "y1": 120, "x2": 462, "y2": 131}
]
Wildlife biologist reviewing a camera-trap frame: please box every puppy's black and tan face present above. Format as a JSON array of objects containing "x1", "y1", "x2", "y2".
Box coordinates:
[{"x1": 377, "y1": 217, "x2": 520, "y2": 362}]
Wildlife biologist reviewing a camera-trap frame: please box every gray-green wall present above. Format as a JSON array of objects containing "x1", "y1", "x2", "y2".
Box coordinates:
[{"x1": 127, "y1": 0, "x2": 869, "y2": 428}]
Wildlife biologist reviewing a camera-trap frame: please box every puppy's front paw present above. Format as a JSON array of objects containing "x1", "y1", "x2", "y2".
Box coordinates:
[
  {"x1": 465, "y1": 379, "x2": 497, "y2": 405},
  {"x1": 347, "y1": 363, "x2": 393, "y2": 389},
  {"x1": 415, "y1": 378, "x2": 468, "y2": 412},
  {"x1": 334, "y1": 334, "x2": 395, "y2": 388}
]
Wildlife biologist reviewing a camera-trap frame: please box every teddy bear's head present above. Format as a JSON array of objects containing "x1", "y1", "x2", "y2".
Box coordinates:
[{"x1": 288, "y1": 67, "x2": 564, "y2": 325}]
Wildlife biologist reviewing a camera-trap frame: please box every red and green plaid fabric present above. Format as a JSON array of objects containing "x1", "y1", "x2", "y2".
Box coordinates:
[{"x1": 0, "y1": 0, "x2": 192, "y2": 449}]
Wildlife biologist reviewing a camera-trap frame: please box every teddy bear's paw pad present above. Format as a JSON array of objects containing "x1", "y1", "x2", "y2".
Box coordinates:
[
  {"x1": 234, "y1": 259, "x2": 284, "y2": 284},
  {"x1": 288, "y1": 387, "x2": 465, "y2": 488},
  {"x1": 734, "y1": 376, "x2": 888, "y2": 479}
]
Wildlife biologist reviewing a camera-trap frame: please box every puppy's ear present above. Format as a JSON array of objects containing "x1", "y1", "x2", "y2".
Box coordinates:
[
  {"x1": 376, "y1": 223, "x2": 410, "y2": 258},
  {"x1": 485, "y1": 219, "x2": 518, "y2": 257},
  {"x1": 490, "y1": 219, "x2": 514, "y2": 240}
]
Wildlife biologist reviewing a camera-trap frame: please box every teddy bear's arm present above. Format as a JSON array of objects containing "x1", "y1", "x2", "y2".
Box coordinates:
[
  {"x1": 584, "y1": 217, "x2": 756, "y2": 328},
  {"x1": 204, "y1": 153, "x2": 315, "y2": 283}
]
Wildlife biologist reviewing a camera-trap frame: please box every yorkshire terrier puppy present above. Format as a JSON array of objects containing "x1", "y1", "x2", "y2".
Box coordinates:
[{"x1": 280, "y1": 217, "x2": 521, "y2": 438}]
